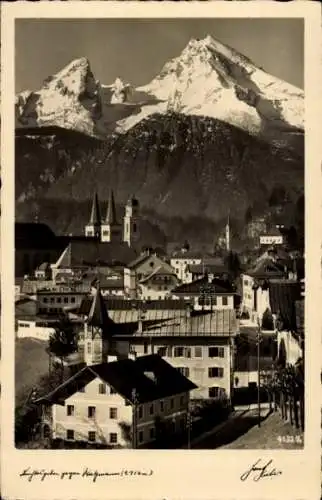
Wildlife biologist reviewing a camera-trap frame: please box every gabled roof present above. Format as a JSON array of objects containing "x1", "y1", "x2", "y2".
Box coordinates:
[
  {"x1": 139, "y1": 265, "x2": 176, "y2": 284},
  {"x1": 127, "y1": 253, "x2": 153, "y2": 270},
  {"x1": 246, "y1": 258, "x2": 287, "y2": 279},
  {"x1": 88, "y1": 192, "x2": 101, "y2": 226},
  {"x1": 104, "y1": 189, "x2": 119, "y2": 225},
  {"x1": 54, "y1": 240, "x2": 137, "y2": 268},
  {"x1": 172, "y1": 276, "x2": 234, "y2": 295},
  {"x1": 35, "y1": 354, "x2": 197, "y2": 406}
]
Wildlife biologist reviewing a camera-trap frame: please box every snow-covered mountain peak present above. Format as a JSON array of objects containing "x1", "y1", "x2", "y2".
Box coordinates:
[{"x1": 16, "y1": 57, "x2": 106, "y2": 137}]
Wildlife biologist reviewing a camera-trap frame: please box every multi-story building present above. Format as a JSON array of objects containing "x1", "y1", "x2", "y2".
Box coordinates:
[
  {"x1": 138, "y1": 264, "x2": 178, "y2": 301},
  {"x1": 36, "y1": 287, "x2": 196, "y2": 448},
  {"x1": 36, "y1": 286, "x2": 90, "y2": 315},
  {"x1": 170, "y1": 252, "x2": 202, "y2": 283},
  {"x1": 124, "y1": 252, "x2": 176, "y2": 299},
  {"x1": 128, "y1": 308, "x2": 238, "y2": 401},
  {"x1": 171, "y1": 275, "x2": 238, "y2": 312},
  {"x1": 241, "y1": 257, "x2": 288, "y2": 324},
  {"x1": 259, "y1": 226, "x2": 284, "y2": 247}
]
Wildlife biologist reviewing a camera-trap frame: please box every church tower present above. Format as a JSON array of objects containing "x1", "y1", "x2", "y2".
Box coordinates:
[
  {"x1": 85, "y1": 192, "x2": 101, "y2": 239},
  {"x1": 225, "y1": 212, "x2": 231, "y2": 252},
  {"x1": 123, "y1": 195, "x2": 140, "y2": 247},
  {"x1": 84, "y1": 283, "x2": 116, "y2": 365},
  {"x1": 101, "y1": 189, "x2": 122, "y2": 243}
]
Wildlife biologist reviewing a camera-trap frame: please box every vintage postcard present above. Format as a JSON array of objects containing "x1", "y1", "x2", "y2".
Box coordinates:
[{"x1": 1, "y1": 2, "x2": 321, "y2": 499}]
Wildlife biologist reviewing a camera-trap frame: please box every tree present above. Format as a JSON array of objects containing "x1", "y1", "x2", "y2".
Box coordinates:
[
  {"x1": 48, "y1": 315, "x2": 78, "y2": 382},
  {"x1": 261, "y1": 308, "x2": 274, "y2": 331},
  {"x1": 224, "y1": 250, "x2": 241, "y2": 281}
]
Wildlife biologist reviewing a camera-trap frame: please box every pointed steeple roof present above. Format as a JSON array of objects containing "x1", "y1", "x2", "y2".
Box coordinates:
[
  {"x1": 105, "y1": 189, "x2": 118, "y2": 224},
  {"x1": 87, "y1": 282, "x2": 113, "y2": 328},
  {"x1": 89, "y1": 192, "x2": 101, "y2": 226}
]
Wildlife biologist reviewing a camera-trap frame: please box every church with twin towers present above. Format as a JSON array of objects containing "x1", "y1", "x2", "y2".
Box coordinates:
[{"x1": 85, "y1": 190, "x2": 140, "y2": 248}]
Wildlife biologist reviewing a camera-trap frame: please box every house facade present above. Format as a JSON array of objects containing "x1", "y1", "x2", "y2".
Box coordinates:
[
  {"x1": 124, "y1": 253, "x2": 176, "y2": 299},
  {"x1": 170, "y1": 252, "x2": 202, "y2": 283}
]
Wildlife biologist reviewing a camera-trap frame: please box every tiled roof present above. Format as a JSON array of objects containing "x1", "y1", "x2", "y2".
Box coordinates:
[
  {"x1": 54, "y1": 240, "x2": 137, "y2": 268},
  {"x1": 172, "y1": 276, "x2": 234, "y2": 295},
  {"x1": 35, "y1": 355, "x2": 197, "y2": 405}
]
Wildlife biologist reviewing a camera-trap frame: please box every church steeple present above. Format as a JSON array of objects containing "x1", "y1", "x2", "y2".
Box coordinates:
[
  {"x1": 105, "y1": 189, "x2": 118, "y2": 225},
  {"x1": 225, "y1": 211, "x2": 231, "y2": 252},
  {"x1": 85, "y1": 192, "x2": 101, "y2": 239},
  {"x1": 101, "y1": 189, "x2": 122, "y2": 243},
  {"x1": 84, "y1": 283, "x2": 115, "y2": 365},
  {"x1": 123, "y1": 195, "x2": 140, "y2": 247}
]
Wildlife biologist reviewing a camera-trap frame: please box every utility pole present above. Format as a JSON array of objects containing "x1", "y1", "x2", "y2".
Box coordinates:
[
  {"x1": 132, "y1": 388, "x2": 138, "y2": 449},
  {"x1": 257, "y1": 320, "x2": 262, "y2": 427},
  {"x1": 187, "y1": 404, "x2": 191, "y2": 449}
]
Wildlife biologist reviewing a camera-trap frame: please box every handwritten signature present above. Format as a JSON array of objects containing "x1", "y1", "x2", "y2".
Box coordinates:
[
  {"x1": 20, "y1": 467, "x2": 154, "y2": 483},
  {"x1": 240, "y1": 459, "x2": 283, "y2": 482}
]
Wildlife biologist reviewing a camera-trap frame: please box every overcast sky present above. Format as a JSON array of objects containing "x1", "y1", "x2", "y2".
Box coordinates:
[{"x1": 15, "y1": 18, "x2": 304, "y2": 92}]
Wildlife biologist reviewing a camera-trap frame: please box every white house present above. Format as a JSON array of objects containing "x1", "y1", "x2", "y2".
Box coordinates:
[
  {"x1": 36, "y1": 355, "x2": 196, "y2": 448},
  {"x1": 170, "y1": 252, "x2": 202, "y2": 283},
  {"x1": 124, "y1": 252, "x2": 175, "y2": 299},
  {"x1": 17, "y1": 317, "x2": 56, "y2": 341}
]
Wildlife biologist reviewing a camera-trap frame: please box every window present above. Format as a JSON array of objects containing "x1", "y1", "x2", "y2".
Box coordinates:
[
  {"x1": 149, "y1": 404, "x2": 154, "y2": 415},
  {"x1": 87, "y1": 343, "x2": 91, "y2": 353},
  {"x1": 160, "y1": 401, "x2": 164, "y2": 412},
  {"x1": 138, "y1": 406, "x2": 143, "y2": 419},
  {"x1": 170, "y1": 398, "x2": 174, "y2": 409},
  {"x1": 157, "y1": 347, "x2": 167, "y2": 357},
  {"x1": 50, "y1": 297, "x2": 55, "y2": 303},
  {"x1": 43, "y1": 298, "x2": 48, "y2": 303},
  {"x1": 110, "y1": 433, "x2": 118, "y2": 444},
  {"x1": 195, "y1": 347, "x2": 202, "y2": 357},
  {"x1": 133, "y1": 223, "x2": 137, "y2": 233},
  {"x1": 150, "y1": 427, "x2": 155, "y2": 439},
  {"x1": 209, "y1": 387, "x2": 221, "y2": 398},
  {"x1": 88, "y1": 406, "x2": 96, "y2": 418},
  {"x1": 174, "y1": 347, "x2": 184, "y2": 357},
  {"x1": 66, "y1": 405, "x2": 74, "y2": 416},
  {"x1": 71, "y1": 297, "x2": 76, "y2": 304},
  {"x1": 180, "y1": 395, "x2": 185, "y2": 406},
  {"x1": 64, "y1": 297, "x2": 69, "y2": 304},
  {"x1": 208, "y1": 367, "x2": 224, "y2": 378},
  {"x1": 110, "y1": 386, "x2": 117, "y2": 394},
  {"x1": 57, "y1": 297, "x2": 62, "y2": 304},
  {"x1": 222, "y1": 296, "x2": 228, "y2": 306},
  {"x1": 79, "y1": 386, "x2": 85, "y2": 393},
  {"x1": 88, "y1": 431, "x2": 96, "y2": 442},
  {"x1": 138, "y1": 430, "x2": 144, "y2": 443},
  {"x1": 177, "y1": 367, "x2": 189, "y2": 377},
  {"x1": 66, "y1": 429, "x2": 74, "y2": 440},
  {"x1": 184, "y1": 348, "x2": 191, "y2": 358},
  {"x1": 144, "y1": 343, "x2": 148, "y2": 354},
  {"x1": 99, "y1": 383, "x2": 106, "y2": 394},
  {"x1": 109, "y1": 408, "x2": 117, "y2": 419},
  {"x1": 208, "y1": 347, "x2": 224, "y2": 358}
]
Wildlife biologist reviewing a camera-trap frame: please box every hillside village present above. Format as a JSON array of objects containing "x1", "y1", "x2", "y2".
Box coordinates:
[{"x1": 15, "y1": 190, "x2": 305, "y2": 449}]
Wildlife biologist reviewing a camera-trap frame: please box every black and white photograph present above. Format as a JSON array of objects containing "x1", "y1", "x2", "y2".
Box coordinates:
[{"x1": 1, "y1": 3, "x2": 321, "y2": 500}]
